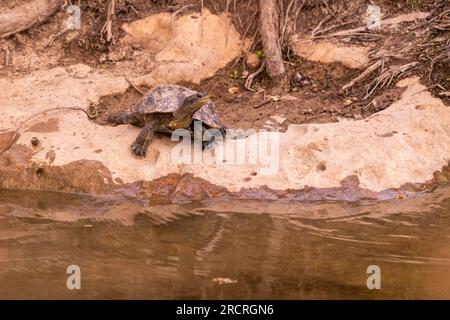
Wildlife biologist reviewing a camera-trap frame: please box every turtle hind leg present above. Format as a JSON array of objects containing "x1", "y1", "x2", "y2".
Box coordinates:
[
  {"x1": 108, "y1": 111, "x2": 140, "y2": 126},
  {"x1": 131, "y1": 117, "x2": 160, "y2": 157}
]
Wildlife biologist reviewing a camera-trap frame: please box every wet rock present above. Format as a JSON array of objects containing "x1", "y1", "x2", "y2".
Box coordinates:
[
  {"x1": 141, "y1": 173, "x2": 229, "y2": 202},
  {"x1": 171, "y1": 174, "x2": 229, "y2": 201}
]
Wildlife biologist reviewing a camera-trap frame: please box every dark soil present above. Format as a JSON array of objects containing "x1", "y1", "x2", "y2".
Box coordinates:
[{"x1": 95, "y1": 57, "x2": 404, "y2": 131}]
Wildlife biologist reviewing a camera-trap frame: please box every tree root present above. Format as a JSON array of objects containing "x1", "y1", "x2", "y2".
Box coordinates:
[
  {"x1": 364, "y1": 62, "x2": 418, "y2": 100},
  {"x1": 245, "y1": 61, "x2": 265, "y2": 91},
  {"x1": 101, "y1": 0, "x2": 116, "y2": 44},
  {"x1": 46, "y1": 27, "x2": 68, "y2": 47},
  {"x1": 171, "y1": 4, "x2": 196, "y2": 35}
]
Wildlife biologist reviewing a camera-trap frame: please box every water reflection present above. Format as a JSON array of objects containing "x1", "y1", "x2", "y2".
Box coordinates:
[{"x1": 0, "y1": 188, "x2": 449, "y2": 299}]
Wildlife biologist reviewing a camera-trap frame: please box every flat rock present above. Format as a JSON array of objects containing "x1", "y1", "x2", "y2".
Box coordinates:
[
  {"x1": 291, "y1": 39, "x2": 370, "y2": 69},
  {"x1": 270, "y1": 115, "x2": 287, "y2": 125},
  {"x1": 122, "y1": 9, "x2": 243, "y2": 85}
]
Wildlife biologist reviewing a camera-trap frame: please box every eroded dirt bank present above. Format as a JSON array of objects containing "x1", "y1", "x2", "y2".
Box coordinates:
[{"x1": 0, "y1": 2, "x2": 449, "y2": 203}]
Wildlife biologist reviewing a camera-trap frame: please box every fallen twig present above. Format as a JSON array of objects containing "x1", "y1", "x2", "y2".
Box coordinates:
[
  {"x1": 125, "y1": 77, "x2": 145, "y2": 95},
  {"x1": 313, "y1": 32, "x2": 384, "y2": 40},
  {"x1": 342, "y1": 60, "x2": 383, "y2": 91},
  {"x1": 253, "y1": 99, "x2": 273, "y2": 109},
  {"x1": 313, "y1": 19, "x2": 356, "y2": 37}
]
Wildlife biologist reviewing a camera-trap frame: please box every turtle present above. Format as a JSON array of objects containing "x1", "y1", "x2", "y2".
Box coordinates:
[{"x1": 107, "y1": 85, "x2": 226, "y2": 157}]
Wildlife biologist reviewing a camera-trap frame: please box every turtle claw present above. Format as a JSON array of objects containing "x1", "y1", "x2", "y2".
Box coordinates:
[{"x1": 131, "y1": 142, "x2": 147, "y2": 157}]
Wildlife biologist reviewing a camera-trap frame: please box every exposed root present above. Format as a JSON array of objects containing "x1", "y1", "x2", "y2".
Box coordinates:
[
  {"x1": 100, "y1": 0, "x2": 116, "y2": 44},
  {"x1": 125, "y1": 0, "x2": 140, "y2": 17},
  {"x1": 245, "y1": 60, "x2": 266, "y2": 91},
  {"x1": 342, "y1": 60, "x2": 383, "y2": 91},
  {"x1": 428, "y1": 51, "x2": 449, "y2": 82},
  {"x1": 311, "y1": 15, "x2": 332, "y2": 37},
  {"x1": 280, "y1": 0, "x2": 296, "y2": 45},
  {"x1": 364, "y1": 62, "x2": 418, "y2": 100},
  {"x1": 292, "y1": 0, "x2": 305, "y2": 34},
  {"x1": 302, "y1": 11, "x2": 430, "y2": 41},
  {"x1": 172, "y1": 4, "x2": 196, "y2": 34},
  {"x1": 46, "y1": 27, "x2": 68, "y2": 47}
]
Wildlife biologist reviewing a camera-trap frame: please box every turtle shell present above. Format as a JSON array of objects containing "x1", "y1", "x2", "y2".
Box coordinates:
[{"x1": 132, "y1": 85, "x2": 222, "y2": 129}]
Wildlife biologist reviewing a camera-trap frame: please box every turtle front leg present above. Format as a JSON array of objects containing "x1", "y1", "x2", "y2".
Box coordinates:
[
  {"x1": 108, "y1": 111, "x2": 140, "y2": 126},
  {"x1": 201, "y1": 126, "x2": 227, "y2": 151},
  {"x1": 131, "y1": 118, "x2": 160, "y2": 157}
]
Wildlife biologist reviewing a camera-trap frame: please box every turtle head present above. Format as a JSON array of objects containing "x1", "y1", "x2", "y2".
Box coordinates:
[{"x1": 181, "y1": 92, "x2": 210, "y2": 114}]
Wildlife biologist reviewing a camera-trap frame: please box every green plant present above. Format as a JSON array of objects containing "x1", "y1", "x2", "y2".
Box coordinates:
[
  {"x1": 230, "y1": 69, "x2": 240, "y2": 81},
  {"x1": 255, "y1": 50, "x2": 265, "y2": 59},
  {"x1": 405, "y1": 0, "x2": 421, "y2": 9}
]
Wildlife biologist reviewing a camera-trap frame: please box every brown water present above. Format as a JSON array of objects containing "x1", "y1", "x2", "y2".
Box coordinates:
[{"x1": 0, "y1": 187, "x2": 450, "y2": 299}]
